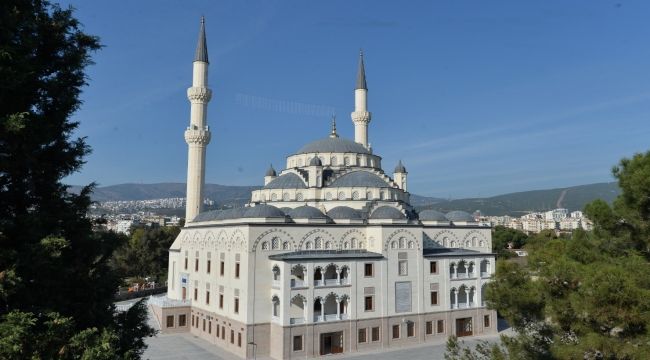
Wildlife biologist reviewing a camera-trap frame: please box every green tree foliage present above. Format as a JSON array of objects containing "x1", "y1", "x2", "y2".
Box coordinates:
[
  {"x1": 112, "y1": 226, "x2": 180, "y2": 281},
  {"x1": 0, "y1": 1, "x2": 154, "y2": 357},
  {"x1": 492, "y1": 226, "x2": 529, "y2": 258},
  {"x1": 462, "y1": 151, "x2": 650, "y2": 360}
]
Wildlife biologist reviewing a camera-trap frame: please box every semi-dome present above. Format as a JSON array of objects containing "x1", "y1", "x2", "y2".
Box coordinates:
[
  {"x1": 264, "y1": 173, "x2": 307, "y2": 189},
  {"x1": 327, "y1": 206, "x2": 363, "y2": 220},
  {"x1": 369, "y1": 206, "x2": 406, "y2": 220},
  {"x1": 309, "y1": 156, "x2": 322, "y2": 166},
  {"x1": 329, "y1": 171, "x2": 390, "y2": 188},
  {"x1": 445, "y1": 210, "x2": 475, "y2": 222},
  {"x1": 418, "y1": 209, "x2": 448, "y2": 221},
  {"x1": 297, "y1": 137, "x2": 371, "y2": 155},
  {"x1": 288, "y1": 205, "x2": 328, "y2": 219},
  {"x1": 216, "y1": 207, "x2": 246, "y2": 220},
  {"x1": 243, "y1": 204, "x2": 285, "y2": 218}
]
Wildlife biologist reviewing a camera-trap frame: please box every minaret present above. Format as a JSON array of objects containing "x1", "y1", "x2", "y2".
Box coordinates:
[
  {"x1": 184, "y1": 17, "x2": 212, "y2": 222},
  {"x1": 351, "y1": 50, "x2": 371, "y2": 149},
  {"x1": 394, "y1": 160, "x2": 408, "y2": 192}
]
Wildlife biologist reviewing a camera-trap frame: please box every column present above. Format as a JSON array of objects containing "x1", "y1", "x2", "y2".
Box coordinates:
[
  {"x1": 336, "y1": 298, "x2": 341, "y2": 320},
  {"x1": 336, "y1": 269, "x2": 341, "y2": 285},
  {"x1": 319, "y1": 299, "x2": 324, "y2": 321}
]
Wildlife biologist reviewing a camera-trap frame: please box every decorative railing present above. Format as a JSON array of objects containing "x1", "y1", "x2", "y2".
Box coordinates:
[
  {"x1": 314, "y1": 314, "x2": 349, "y2": 322},
  {"x1": 290, "y1": 317, "x2": 305, "y2": 325},
  {"x1": 290, "y1": 279, "x2": 305, "y2": 288},
  {"x1": 314, "y1": 278, "x2": 351, "y2": 287},
  {"x1": 481, "y1": 272, "x2": 489, "y2": 278},
  {"x1": 148, "y1": 295, "x2": 191, "y2": 308}
]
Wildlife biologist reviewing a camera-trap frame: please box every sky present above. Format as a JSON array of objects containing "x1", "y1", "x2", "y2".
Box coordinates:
[{"x1": 61, "y1": 0, "x2": 650, "y2": 198}]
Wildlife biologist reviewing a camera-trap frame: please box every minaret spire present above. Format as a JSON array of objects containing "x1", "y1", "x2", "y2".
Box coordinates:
[
  {"x1": 194, "y1": 16, "x2": 209, "y2": 63},
  {"x1": 185, "y1": 17, "x2": 213, "y2": 222},
  {"x1": 356, "y1": 50, "x2": 367, "y2": 90},
  {"x1": 351, "y1": 50, "x2": 372, "y2": 149}
]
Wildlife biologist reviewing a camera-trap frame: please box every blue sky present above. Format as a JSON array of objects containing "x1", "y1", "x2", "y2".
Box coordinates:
[{"x1": 62, "y1": 0, "x2": 650, "y2": 198}]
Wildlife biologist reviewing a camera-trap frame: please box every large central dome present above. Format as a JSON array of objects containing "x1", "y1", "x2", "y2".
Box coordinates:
[{"x1": 296, "y1": 137, "x2": 371, "y2": 155}]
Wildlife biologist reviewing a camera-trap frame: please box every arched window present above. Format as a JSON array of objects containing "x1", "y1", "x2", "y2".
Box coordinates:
[
  {"x1": 408, "y1": 241, "x2": 415, "y2": 249},
  {"x1": 351, "y1": 238, "x2": 357, "y2": 248},
  {"x1": 271, "y1": 237, "x2": 279, "y2": 250},
  {"x1": 272, "y1": 296, "x2": 280, "y2": 317},
  {"x1": 331, "y1": 157, "x2": 337, "y2": 166},
  {"x1": 450, "y1": 240, "x2": 456, "y2": 248},
  {"x1": 325, "y1": 241, "x2": 332, "y2": 249},
  {"x1": 352, "y1": 191, "x2": 359, "y2": 200},
  {"x1": 343, "y1": 241, "x2": 349, "y2": 249},
  {"x1": 305, "y1": 241, "x2": 313, "y2": 250},
  {"x1": 325, "y1": 192, "x2": 332, "y2": 200},
  {"x1": 298, "y1": 159, "x2": 303, "y2": 167},
  {"x1": 282, "y1": 242, "x2": 289, "y2": 250},
  {"x1": 391, "y1": 241, "x2": 397, "y2": 249},
  {"x1": 399, "y1": 237, "x2": 406, "y2": 249},
  {"x1": 314, "y1": 237, "x2": 322, "y2": 249},
  {"x1": 261, "y1": 241, "x2": 269, "y2": 250},
  {"x1": 344, "y1": 157, "x2": 350, "y2": 166},
  {"x1": 472, "y1": 237, "x2": 477, "y2": 247},
  {"x1": 359, "y1": 241, "x2": 365, "y2": 248},
  {"x1": 296, "y1": 193, "x2": 304, "y2": 201},
  {"x1": 271, "y1": 193, "x2": 277, "y2": 201},
  {"x1": 338, "y1": 192, "x2": 346, "y2": 200},
  {"x1": 357, "y1": 155, "x2": 362, "y2": 166},
  {"x1": 272, "y1": 265, "x2": 280, "y2": 281},
  {"x1": 283, "y1": 193, "x2": 290, "y2": 201},
  {"x1": 366, "y1": 192, "x2": 373, "y2": 200}
]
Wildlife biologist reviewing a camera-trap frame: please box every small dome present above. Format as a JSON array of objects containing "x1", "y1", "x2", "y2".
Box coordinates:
[
  {"x1": 418, "y1": 209, "x2": 448, "y2": 221},
  {"x1": 369, "y1": 206, "x2": 406, "y2": 220},
  {"x1": 288, "y1": 205, "x2": 327, "y2": 219},
  {"x1": 309, "y1": 156, "x2": 322, "y2": 166},
  {"x1": 445, "y1": 210, "x2": 475, "y2": 222},
  {"x1": 216, "y1": 208, "x2": 246, "y2": 220},
  {"x1": 327, "y1": 206, "x2": 363, "y2": 220},
  {"x1": 264, "y1": 173, "x2": 307, "y2": 189},
  {"x1": 265, "y1": 164, "x2": 277, "y2": 177},
  {"x1": 394, "y1": 160, "x2": 407, "y2": 173},
  {"x1": 243, "y1": 204, "x2": 285, "y2": 218}
]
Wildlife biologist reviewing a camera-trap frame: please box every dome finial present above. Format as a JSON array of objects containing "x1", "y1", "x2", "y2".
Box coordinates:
[{"x1": 329, "y1": 115, "x2": 338, "y2": 138}]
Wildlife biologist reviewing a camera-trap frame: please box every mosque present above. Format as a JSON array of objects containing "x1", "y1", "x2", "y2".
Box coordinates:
[{"x1": 151, "y1": 18, "x2": 497, "y2": 359}]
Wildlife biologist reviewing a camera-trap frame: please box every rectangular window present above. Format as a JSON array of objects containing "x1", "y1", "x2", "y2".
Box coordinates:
[
  {"x1": 216, "y1": 324, "x2": 220, "y2": 337},
  {"x1": 371, "y1": 327, "x2": 380, "y2": 342},
  {"x1": 219, "y1": 294, "x2": 224, "y2": 309},
  {"x1": 195, "y1": 258, "x2": 199, "y2": 272},
  {"x1": 230, "y1": 330, "x2": 234, "y2": 344},
  {"x1": 184, "y1": 257, "x2": 188, "y2": 270},
  {"x1": 484, "y1": 315, "x2": 490, "y2": 328},
  {"x1": 430, "y1": 291, "x2": 438, "y2": 305},
  {"x1": 220, "y1": 261, "x2": 225, "y2": 276},
  {"x1": 194, "y1": 288, "x2": 198, "y2": 301},
  {"x1": 179, "y1": 314, "x2": 186, "y2": 327},
  {"x1": 191, "y1": 315, "x2": 195, "y2": 327},
  {"x1": 202, "y1": 318, "x2": 206, "y2": 331},
  {"x1": 358, "y1": 328, "x2": 367, "y2": 343},
  {"x1": 407, "y1": 322, "x2": 415, "y2": 337},
  {"x1": 206, "y1": 291, "x2": 210, "y2": 305},
  {"x1": 437, "y1": 320, "x2": 444, "y2": 334},
  {"x1": 166, "y1": 315, "x2": 174, "y2": 328},
  {"x1": 398, "y1": 260, "x2": 408, "y2": 276},
  {"x1": 364, "y1": 263, "x2": 373, "y2": 277},
  {"x1": 293, "y1": 335, "x2": 303, "y2": 351},
  {"x1": 392, "y1": 324, "x2": 400, "y2": 339},
  {"x1": 222, "y1": 327, "x2": 225, "y2": 340},
  {"x1": 364, "y1": 296, "x2": 374, "y2": 311},
  {"x1": 430, "y1": 261, "x2": 437, "y2": 274},
  {"x1": 207, "y1": 260, "x2": 211, "y2": 274},
  {"x1": 238, "y1": 332, "x2": 242, "y2": 347},
  {"x1": 234, "y1": 298, "x2": 239, "y2": 313},
  {"x1": 208, "y1": 321, "x2": 212, "y2": 334},
  {"x1": 426, "y1": 321, "x2": 433, "y2": 335},
  {"x1": 235, "y1": 262, "x2": 240, "y2": 278}
]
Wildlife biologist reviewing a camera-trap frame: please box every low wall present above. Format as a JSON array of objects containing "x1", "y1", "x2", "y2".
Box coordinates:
[{"x1": 114, "y1": 286, "x2": 168, "y2": 301}]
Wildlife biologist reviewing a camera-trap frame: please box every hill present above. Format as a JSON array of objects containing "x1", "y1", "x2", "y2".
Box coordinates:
[{"x1": 418, "y1": 182, "x2": 619, "y2": 216}]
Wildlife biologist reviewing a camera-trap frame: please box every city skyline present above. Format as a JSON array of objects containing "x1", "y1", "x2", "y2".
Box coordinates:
[{"x1": 61, "y1": 1, "x2": 650, "y2": 197}]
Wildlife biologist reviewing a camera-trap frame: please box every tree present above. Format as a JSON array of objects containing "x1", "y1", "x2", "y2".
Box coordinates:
[
  {"x1": 454, "y1": 151, "x2": 650, "y2": 359},
  {"x1": 0, "y1": 1, "x2": 153, "y2": 357},
  {"x1": 112, "y1": 225, "x2": 180, "y2": 281},
  {"x1": 492, "y1": 226, "x2": 529, "y2": 258}
]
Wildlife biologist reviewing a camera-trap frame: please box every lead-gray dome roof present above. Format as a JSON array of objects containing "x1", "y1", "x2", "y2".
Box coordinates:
[
  {"x1": 327, "y1": 206, "x2": 363, "y2": 220},
  {"x1": 243, "y1": 204, "x2": 285, "y2": 218},
  {"x1": 264, "y1": 173, "x2": 307, "y2": 189},
  {"x1": 297, "y1": 137, "x2": 371, "y2": 155},
  {"x1": 288, "y1": 205, "x2": 328, "y2": 219},
  {"x1": 265, "y1": 165, "x2": 277, "y2": 177},
  {"x1": 369, "y1": 206, "x2": 406, "y2": 220},
  {"x1": 418, "y1": 209, "x2": 448, "y2": 221},
  {"x1": 216, "y1": 207, "x2": 246, "y2": 220},
  {"x1": 394, "y1": 160, "x2": 406, "y2": 173},
  {"x1": 445, "y1": 210, "x2": 475, "y2": 222},
  {"x1": 329, "y1": 171, "x2": 390, "y2": 188},
  {"x1": 309, "y1": 156, "x2": 322, "y2": 166}
]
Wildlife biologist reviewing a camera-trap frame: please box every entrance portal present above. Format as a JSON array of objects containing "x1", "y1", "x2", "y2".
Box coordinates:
[
  {"x1": 456, "y1": 317, "x2": 473, "y2": 337},
  {"x1": 320, "y1": 331, "x2": 343, "y2": 355}
]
